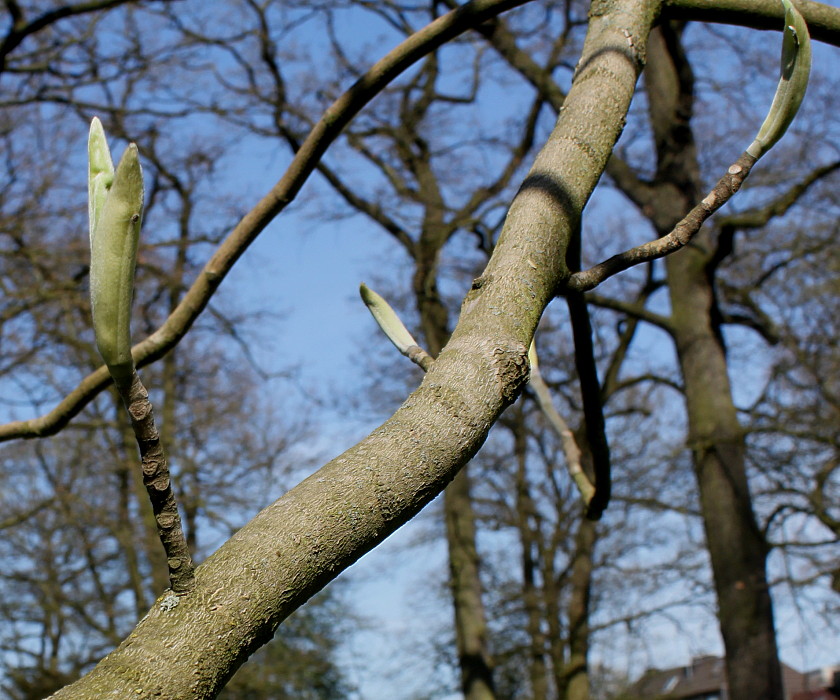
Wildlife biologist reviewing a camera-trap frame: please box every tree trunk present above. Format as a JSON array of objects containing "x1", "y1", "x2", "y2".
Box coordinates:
[
  {"x1": 562, "y1": 517, "x2": 596, "y2": 700},
  {"x1": 445, "y1": 470, "x2": 497, "y2": 700},
  {"x1": 513, "y1": 407, "x2": 549, "y2": 700},
  {"x1": 666, "y1": 247, "x2": 781, "y2": 700},
  {"x1": 646, "y1": 23, "x2": 783, "y2": 700}
]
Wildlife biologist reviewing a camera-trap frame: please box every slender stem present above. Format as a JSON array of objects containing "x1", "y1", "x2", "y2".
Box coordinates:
[
  {"x1": 115, "y1": 369, "x2": 195, "y2": 594},
  {"x1": 527, "y1": 344, "x2": 595, "y2": 508},
  {"x1": 566, "y1": 291, "x2": 611, "y2": 520},
  {"x1": 566, "y1": 152, "x2": 757, "y2": 292}
]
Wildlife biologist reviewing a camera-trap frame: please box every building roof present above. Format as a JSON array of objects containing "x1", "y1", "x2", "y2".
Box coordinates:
[
  {"x1": 629, "y1": 655, "x2": 725, "y2": 699},
  {"x1": 625, "y1": 655, "x2": 838, "y2": 700}
]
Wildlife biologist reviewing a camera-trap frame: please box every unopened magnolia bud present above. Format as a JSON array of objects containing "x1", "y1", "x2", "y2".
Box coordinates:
[
  {"x1": 88, "y1": 117, "x2": 115, "y2": 236},
  {"x1": 360, "y1": 283, "x2": 419, "y2": 355},
  {"x1": 747, "y1": 0, "x2": 811, "y2": 159},
  {"x1": 88, "y1": 119, "x2": 144, "y2": 385}
]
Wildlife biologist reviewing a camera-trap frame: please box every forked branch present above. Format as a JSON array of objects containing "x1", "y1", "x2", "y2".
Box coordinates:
[
  {"x1": 361, "y1": 283, "x2": 599, "y2": 513},
  {"x1": 567, "y1": 0, "x2": 811, "y2": 293}
]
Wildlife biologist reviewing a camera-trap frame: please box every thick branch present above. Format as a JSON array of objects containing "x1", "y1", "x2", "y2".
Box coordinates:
[
  {"x1": 49, "y1": 1, "x2": 659, "y2": 694},
  {"x1": 664, "y1": 0, "x2": 840, "y2": 49}
]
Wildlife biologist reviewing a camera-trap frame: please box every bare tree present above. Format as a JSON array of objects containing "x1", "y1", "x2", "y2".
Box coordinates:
[{"x1": 0, "y1": 0, "x2": 835, "y2": 697}]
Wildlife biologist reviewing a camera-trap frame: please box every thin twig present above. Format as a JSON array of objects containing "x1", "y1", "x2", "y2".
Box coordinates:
[
  {"x1": 566, "y1": 152, "x2": 757, "y2": 292},
  {"x1": 116, "y1": 370, "x2": 194, "y2": 594},
  {"x1": 527, "y1": 342, "x2": 595, "y2": 508}
]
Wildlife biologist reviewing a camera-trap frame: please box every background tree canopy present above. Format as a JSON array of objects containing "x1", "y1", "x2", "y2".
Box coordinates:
[{"x1": 0, "y1": 0, "x2": 837, "y2": 698}]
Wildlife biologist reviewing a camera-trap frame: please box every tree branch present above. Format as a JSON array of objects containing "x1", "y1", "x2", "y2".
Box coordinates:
[
  {"x1": 566, "y1": 291, "x2": 611, "y2": 521},
  {"x1": 528, "y1": 343, "x2": 596, "y2": 508},
  {"x1": 0, "y1": 0, "x2": 533, "y2": 444},
  {"x1": 115, "y1": 370, "x2": 195, "y2": 594},
  {"x1": 715, "y1": 159, "x2": 840, "y2": 230},
  {"x1": 49, "y1": 1, "x2": 658, "y2": 693},
  {"x1": 0, "y1": 0, "x2": 141, "y2": 71},
  {"x1": 585, "y1": 292, "x2": 674, "y2": 333},
  {"x1": 566, "y1": 151, "x2": 757, "y2": 292},
  {"x1": 664, "y1": 0, "x2": 840, "y2": 49},
  {"x1": 0, "y1": 496, "x2": 53, "y2": 530}
]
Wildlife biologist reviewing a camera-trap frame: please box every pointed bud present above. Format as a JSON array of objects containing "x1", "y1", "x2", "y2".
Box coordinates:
[
  {"x1": 747, "y1": 0, "x2": 811, "y2": 159},
  {"x1": 89, "y1": 125, "x2": 144, "y2": 385},
  {"x1": 360, "y1": 283, "x2": 419, "y2": 355},
  {"x1": 88, "y1": 117, "x2": 115, "y2": 238}
]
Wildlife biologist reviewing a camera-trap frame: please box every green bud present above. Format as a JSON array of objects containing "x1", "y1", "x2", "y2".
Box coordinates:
[
  {"x1": 747, "y1": 0, "x2": 811, "y2": 159},
  {"x1": 360, "y1": 283, "x2": 419, "y2": 355},
  {"x1": 88, "y1": 121, "x2": 144, "y2": 385}
]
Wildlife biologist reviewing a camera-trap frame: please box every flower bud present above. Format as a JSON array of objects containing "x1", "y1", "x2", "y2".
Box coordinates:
[
  {"x1": 88, "y1": 120, "x2": 144, "y2": 385},
  {"x1": 747, "y1": 0, "x2": 811, "y2": 159}
]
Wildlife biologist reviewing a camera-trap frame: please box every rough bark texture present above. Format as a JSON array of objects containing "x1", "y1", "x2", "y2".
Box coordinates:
[
  {"x1": 48, "y1": 1, "x2": 659, "y2": 695},
  {"x1": 647, "y1": 22, "x2": 782, "y2": 700},
  {"x1": 117, "y1": 370, "x2": 195, "y2": 594},
  {"x1": 119, "y1": 419, "x2": 170, "y2": 600}
]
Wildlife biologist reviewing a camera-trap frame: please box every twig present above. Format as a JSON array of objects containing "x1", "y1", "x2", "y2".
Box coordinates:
[
  {"x1": 360, "y1": 284, "x2": 598, "y2": 513},
  {"x1": 360, "y1": 283, "x2": 433, "y2": 371},
  {"x1": 361, "y1": 284, "x2": 599, "y2": 512},
  {"x1": 527, "y1": 342, "x2": 596, "y2": 508},
  {"x1": 116, "y1": 370, "x2": 195, "y2": 594},
  {"x1": 566, "y1": 152, "x2": 757, "y2": 292}
]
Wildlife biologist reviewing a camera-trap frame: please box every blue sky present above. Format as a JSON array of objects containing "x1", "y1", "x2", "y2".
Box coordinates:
[{"x1": 1, "y1": 1, "x2": 838, "y2": 696}]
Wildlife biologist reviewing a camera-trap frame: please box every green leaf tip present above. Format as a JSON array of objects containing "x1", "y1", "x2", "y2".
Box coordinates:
[
  {"x1": 747, "y1": 0, "x2": 811, "y2": 159},
  {"x1": 359, "y1": 283, "x2": 419, "y2": 355},
  {"x1": 88, "y1": 121, "x2": 144, "y2": 385}
]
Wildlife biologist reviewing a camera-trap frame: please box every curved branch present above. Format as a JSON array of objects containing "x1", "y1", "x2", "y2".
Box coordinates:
[
  {"x1": 664, "y1": 0, "x2": 840, "y2": 48},
  {"x1": 0, "y1": 0, "x2": 137, "y2": 71},
  {"x1": 0, "y1": 0, "x2": 532, "y2": 444},
  {"x1": 566, "y1": 152, "x2": 757, "y2": 292},
  {"x1": 585, "y1": 292, "x2": 674, "y2": 333}
]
